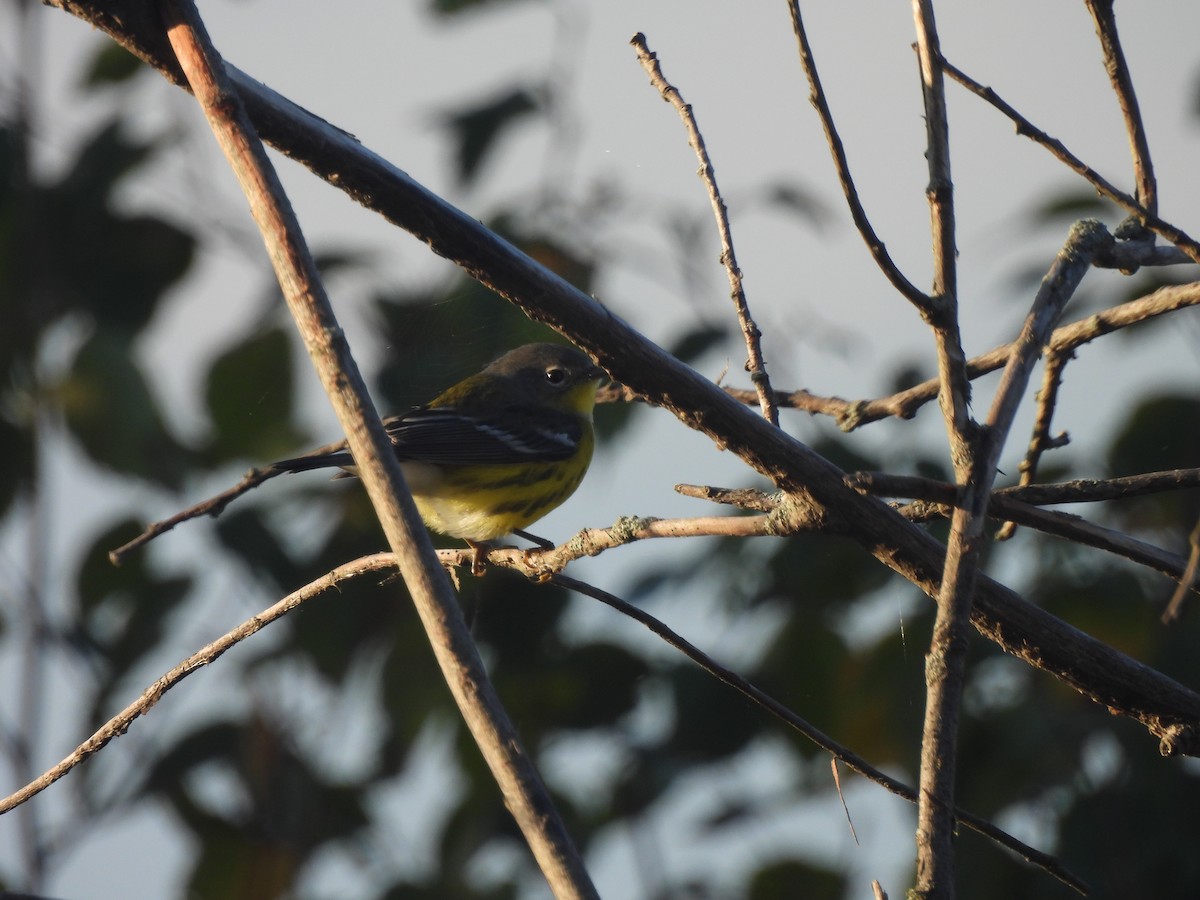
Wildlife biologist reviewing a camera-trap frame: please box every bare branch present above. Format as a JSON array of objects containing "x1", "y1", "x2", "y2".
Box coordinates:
[
  {"x1": 784, "y1": 0, "x2": 932, "y2": 312},
  {"x1": 631, "y1": 33, "x2": 778, "y2": 425},
  {"x1": 0, "y1": 554, "x2": 393, "y2": 815},
  {"x1": 1084, "y1": 0, "x2": 1157, "y2": 215},
  {"x1": 674, "y1": 483, "x2": 779, "y2": 512},
  {"x1": 911, "y1": 1, "x2": 977, "y2": 889},
  {"x1": 723, "y1": 279, "x2": 1200, "y2": 431},
  {"x1": 109, "y1": 464, "x2": 292, "y2": 564},
  {"x1": 995, "y1": 349, "x2": 1072, "y2": 540},
  {"x1": 158, "y1": 2, "x2": 596, "y2": 895},
  {"x1": 41, "y1": 0, "x2": 1200, "y2": 760},
  {"x1": 940, "y1": 56, "x2": 1200, "y2": 265},
  {"x1": 1163, "y1": 516, "x2": 1200, "y2": 624},
  {"x1": 849, "y1": 471, "x2": 1198, "y2": 590}
]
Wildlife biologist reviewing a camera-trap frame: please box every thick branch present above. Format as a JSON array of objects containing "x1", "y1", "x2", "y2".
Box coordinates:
[
  {"x1": 42, "y1": 0, "x2": 1200, "y2": 760},
  {"x1": 157, "y1": 3, "x2": 595, "y2": 896},
  {"x1": 911, "y1": 2, "x2": 976, "y2": 892}
]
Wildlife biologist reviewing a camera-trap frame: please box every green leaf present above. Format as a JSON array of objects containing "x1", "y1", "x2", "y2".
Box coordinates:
[
  {"x1": 204, "y1": 328, "x2": 307, "y2": 464},
  {"x1": 762, "y1": 180, "x2": 830, "y2": 228},
  {"x1": 59, "y1": 119, "x2": 157, "y2": 205},
  {"x1": 48, "y1": 121, "x2": 195, "y2": 334},
  {"x1": 428, "y1": 0, "x2": 534, "y2": 16},
  {"x1": 0, "y1": 412, "x2": 32, "y2": 516},
  {"x1": 80, "y1": 42, "x2": 144, "y2": 89},
  {"x1": 748, "y1": 859, "x2": 845, "y2": 900},
  {"x1": 669, "y1": 323, "x2": 727, "y2": 363},
  {"x1": 58, "y1": 330, "x2": 189, "y2": 486},
  {"x1": 76, "y1": 518, "x2": 193, "y2": 721},
  {"x1": 213, "y1": 507, "x2": 299, "y2": 591},
  {"x1": 1028, "y1": 188, "x2": 1119, "y2": 225},
  {"x1": 664, "y1": 664, "x2": 763, "y2": 762},
  {"x1": 443, "y1": 88, "x2": 540, "y2": 186},
  {"x1": 1108, "y1": 393, "x2": 1200, "y2": 475},
  {"x1": 82, "y1": 213, "x2": 196, "y2": 332}
]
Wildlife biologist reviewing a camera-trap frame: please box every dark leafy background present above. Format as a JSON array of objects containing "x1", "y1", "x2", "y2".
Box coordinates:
[{"x1": 1, "y1": 6, "x2": 1199, "y2": 900}]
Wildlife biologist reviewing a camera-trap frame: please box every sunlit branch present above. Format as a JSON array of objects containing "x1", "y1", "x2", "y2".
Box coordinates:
[
  {"x1": 784, "y1": 0, "x2": 932, "y2": 312},
  {"x1": 941, "y1": 54, "x2": 1200, "y2": 264},
  {"x1": 631, "y1": 32, "x2": 779, "y2": 426},
  {"x1": 1084, "y1": 0, "x2": 1157, "y2": 215}
]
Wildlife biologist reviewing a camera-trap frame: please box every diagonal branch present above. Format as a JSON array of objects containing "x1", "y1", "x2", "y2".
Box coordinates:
[
  {"x1": 1163, "y1": 516, "x2": 1200, "y2": 624},
  {"x1": 42, "y1": 0, "x2": 1200, "y2": 761},
  {"x1": 940, "y1": 55, "x2": 1200, "y2": 265},
  {"x1": 784, "y1": 0, "x2": 932, "y2": 313},
  {"x1": 734, "y1": 279, "x2": 1200, "y2": 431},
  {"x1": 995, "y1": 348, "x2": 1072, "y2": 540},
  {"x1": 0, "y1": 550, "x2": 1088, "y2": 894},
  {"x1": 156, "y1": 2, "x2": 596, "y2": 896},
  {"x1": 631, "y1": 32, "x2": 778, "y2": 425},
  {"x1": 1084, "y1": 0, "x2": 1157, "y2": 215}
]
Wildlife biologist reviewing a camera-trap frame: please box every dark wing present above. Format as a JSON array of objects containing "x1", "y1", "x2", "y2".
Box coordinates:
[{"x1": 384, "y1": 406, "x2": 582, "y2": 465}]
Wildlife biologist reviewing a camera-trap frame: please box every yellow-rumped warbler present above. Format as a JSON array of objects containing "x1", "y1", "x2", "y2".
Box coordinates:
[{"x1": 272, "y1": 343, "x2": 606, "y2": 545}]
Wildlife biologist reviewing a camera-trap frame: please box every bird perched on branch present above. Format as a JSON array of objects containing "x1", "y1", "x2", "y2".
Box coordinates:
[
  {"x1": 110, "y1": 343, "x2": 606, "y2": 567},
  {"x1": 274, "y1": 342, "x2": 606, "y2": 545}
]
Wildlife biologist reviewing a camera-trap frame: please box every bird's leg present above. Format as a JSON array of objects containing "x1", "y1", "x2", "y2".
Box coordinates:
[{"x1": 466, "y1": 540, "x2": 490, "y2": 577}]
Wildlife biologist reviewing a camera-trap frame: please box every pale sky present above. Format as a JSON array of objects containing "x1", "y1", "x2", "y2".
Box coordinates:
[{"x1": 4, "y1": 1, "x2": 1200, "y2": 897}]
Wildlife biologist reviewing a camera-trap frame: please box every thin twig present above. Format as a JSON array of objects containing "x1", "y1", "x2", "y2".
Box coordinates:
[
  {"x1": 1163, "y1": 516, "x2": 1200, "y2": 624},
  {"x1": 848, "y1": 471, "x2": 1197, "y2": 590},
  {"x1": 548, "y1": 572, "x2": 1090, "y2": 896},
  {"x1": 849, "y1": 468, "x2": 1200, "y2": 509},
  {"x1": 630, "y1": 33, "x2": 778, "y2": 426},
  {"x1": 940, "y1": 55, "x2": 1200, "y2": 265},
  {"x1": 0, "y1": 555, "x2": 390, "y2": 815},
  {"x1": 110, "y1": 465, "x2": 288, "y2": 564},
  {"x1": 158, "y1": 3, "x2": 596, "y2": 896},
  {"x1": 995, "y1": 349, "x2": 1072, "y2": 540},
  {"x1": 1084, "y1": 0, "x2": 1157, "y2": 216},
  {"x1": 0, "y1": 551, "x2": 1089, "y2": 894},
  {"x1": 674, "y1": 483, "x2": 779, "y2": 512},
  {"x1": 784, "y1": 0, "x2": 932, "y2": 313},
  {"x1": 722, "y1": 280, "x2": 1200, "y2": 431}
]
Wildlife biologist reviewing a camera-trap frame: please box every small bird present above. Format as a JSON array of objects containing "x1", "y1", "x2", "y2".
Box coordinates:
[{"x1": 271, "y1": 342, "x2": 606, "y2": 547}]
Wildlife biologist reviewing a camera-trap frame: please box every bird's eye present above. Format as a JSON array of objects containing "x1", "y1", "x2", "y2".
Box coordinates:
[{"x1": 545, "y1": 366, "x2": 567, "y2": 386}]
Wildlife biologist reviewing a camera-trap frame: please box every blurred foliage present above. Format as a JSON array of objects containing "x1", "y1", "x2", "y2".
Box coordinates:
[
  {"x1": 443, "y1": 87, "x2": 541, "y2": 188},
  {"x1": 2, "y1": 17, "x2": 1200, "y2": 900}
]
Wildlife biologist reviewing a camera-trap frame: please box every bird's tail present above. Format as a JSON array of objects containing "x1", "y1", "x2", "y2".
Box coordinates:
[{"x1": 269, "y1": 450, "x2": 355, "y2": 475}]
